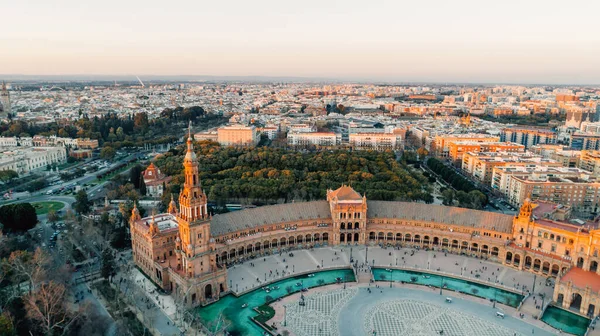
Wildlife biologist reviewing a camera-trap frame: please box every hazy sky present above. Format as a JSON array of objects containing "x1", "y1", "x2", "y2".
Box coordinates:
[{"x1": 2, "y1": 0, "x2": 600, "y2": 83}]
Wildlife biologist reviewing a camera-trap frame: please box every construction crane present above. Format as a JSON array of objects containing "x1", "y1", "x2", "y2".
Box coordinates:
[{"x1": 135, "y1": 76, "x2": 145, "y2": 88}]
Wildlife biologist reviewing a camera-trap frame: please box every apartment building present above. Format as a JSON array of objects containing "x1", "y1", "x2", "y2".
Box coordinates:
[
  {"x1": 492, "y1": 166, "x2": 588, "y2": 196},
  {"x1": 288, "y1": 124, "x2": 316, "y2": 133},
  {"x1": 447, "y1": 141, "x2": 524, "y2": 163},
  {"x1": 462, "y1": 151, "x2": 562, "y2": 184},
  {"x1": 258, "y1": 127, "x2": 278, "y2": 140},
  {"x1": 570, "y1": 133, "x2": 600, "y2": 150},
  {"x1": 529, "y1": 144, "x2": 580, "y2": 167},
  {"x1": 349, "y1": 133, "x2": 402, "y2": 150},
  {"x1": 194, "y1": 131, "x2": 218, "y2": 142},
  {"x1": 0, "y1": 136, "x2": 32, "y2": 148},
  {"x1": 507, "y1": 173, "x2": 600, "y2": 215},
  {"x1": 0, "y1": 147, "x2": 67, "y2": 174},
  {"x1": 501, "y1": 127, "x2": 557, "y2": 148},
  {"x1": 433, "y1": 134, "x2": 500, "y2": 157},
  {"x1": 578, "y1": 150, "x2": 600, "y2": 176},
  {"x1": 217, "y1": 125, "x2": 258, "y2": 146},
  {"x1": 287, "y1": 132, "x2": 341, "y2": 147}
]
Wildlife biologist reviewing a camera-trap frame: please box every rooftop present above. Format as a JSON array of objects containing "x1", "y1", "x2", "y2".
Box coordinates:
[
  {"x1": 329, "y1": 185, "x2": 363, "y2": 201},
  {"x1": 561, "y1": 267, "x2": 600, "y2": 292},
  {"x1": 367, "y1": 201, "x2": 515, "y2": 233}
]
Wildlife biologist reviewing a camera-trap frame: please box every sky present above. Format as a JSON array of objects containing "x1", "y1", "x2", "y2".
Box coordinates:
[{"x1": 2, "y1": 0, "x2": 600, "y2": 84}]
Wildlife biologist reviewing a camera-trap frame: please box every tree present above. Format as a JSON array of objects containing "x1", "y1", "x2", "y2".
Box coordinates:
[
  {"x1": 456, "y1": 191, "x2": 471, "y2": 208},
  {"x1": 133, "y1": 112, "x2": 149, "y2": 131},
  {"x1": 0, "y1": 170, "x2": 18, "y2": 183},
  {"x1": 24, "y1": 281, "x2": 72, "y2": 335},
  {"x1": 100, "y1": 146, "x2": 116, "y2": 161},
  {"x1": 139, "y1": 177, "x2": 147, "y2": 196},
  {"x1": 5, "y1": 248, "x2": 49, "y2": 294},
  {"x1": 0, "y1": 313, "x2": 14, "y2": 336},
  {"x1": 129, "y1": 165, "x2": 143, "y2": 189},
  {"x1": 109, "y1": 226, "x2": 130, "y2": 249},
  {"x1": 73, "y1": 190, "x2": 92, "y2": 214},
  {"x1": 46, "y1": 210, "x2": 59, "y2": 224},
  {"x1": 0, "y1": 203, "x2": 37, "y2": 232},
  {"x1": 416, "y1": 147, "x2": 429, "y2": 159},
  {"x1": 441, "y1": 189, "x2": 455, "y2": 206},
  {"x1": 468, "y1": 190, "x2": 487, "y2": 210},
  {"x1": 100, "y1": 249, "x2": 116, "y2": 281}
]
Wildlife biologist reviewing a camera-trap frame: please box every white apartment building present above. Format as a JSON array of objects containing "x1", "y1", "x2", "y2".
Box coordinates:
[
  {"x1": 349, "y1": 133, "x2": 402, "y2": 150},
  {"x1": 461, "y1": 151, "x2": 563, "y2": 184},
  {"x1": 0, "y1": 137, "x2": 33, "y2": 148},
  {"x1": 288, "y1": 124, "x2": 315, "y2": 133},
  {"x1": 287, "y1": 132, "x2": 341, "y2": 147},
  {"x1": 491, "y1": 166, "x2": 587, "y2": 196},
  {"x1": 0, "y1": 147, "x2": 67, "y2": 174},
  {"x1": 259, "y1": 127, "x2": 278, "y2": 140}
]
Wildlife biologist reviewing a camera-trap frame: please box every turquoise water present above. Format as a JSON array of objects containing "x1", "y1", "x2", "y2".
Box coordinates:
[
  {"x1": 195, "y1": 269, "x2": 356, "y2": 336},
  {"x1": 541, "y1": 306, "x2": 589, "y2": 336},
  {"x1": 372, "y1": 268, "x2": 524, "y2": 308}
]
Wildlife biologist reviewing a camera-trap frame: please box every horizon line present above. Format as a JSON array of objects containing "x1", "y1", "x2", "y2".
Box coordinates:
[{"x1": 1, "y1": 74, "x2": 599, "y2": 87}]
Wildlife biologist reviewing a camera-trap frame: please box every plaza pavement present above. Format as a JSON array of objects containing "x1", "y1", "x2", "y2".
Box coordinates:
[
  {"x1": 271, "y1": 285, "x2": 555, "y2": 336},
  {"x1": 227, "y1": 245, "x2": 563, "y2": 333},
  {"x1": 122, "y1": 244, "x2": 595, "y2": 335}
]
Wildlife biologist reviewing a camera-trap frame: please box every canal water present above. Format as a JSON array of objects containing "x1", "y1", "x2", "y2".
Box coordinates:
[
  {"x1": 541, "y1": 305, "x2": 590, "y2": 336},
  {"x1": 195, "y1": 269, "x2": 356, "y2": 336},
  {"x1": 372, "y1": 268, "x2": 524, "y2": 307}
]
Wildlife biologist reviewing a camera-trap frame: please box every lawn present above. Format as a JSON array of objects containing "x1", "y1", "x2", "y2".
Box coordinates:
[{"x1": 32, "y1": 201, "x2": 65, "y2": 215}]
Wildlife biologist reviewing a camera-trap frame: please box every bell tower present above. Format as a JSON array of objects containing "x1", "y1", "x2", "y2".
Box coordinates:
[
  {"x1": 513, "y1": 198, "x2": 535, "y2": 248},
  {"x1": 176, "y1": 122, "x2": 214, "y2": 277}
]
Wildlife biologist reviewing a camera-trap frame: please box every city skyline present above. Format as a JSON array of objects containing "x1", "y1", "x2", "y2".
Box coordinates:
[{"x1": 2, "y1": 0, "x2": 600, "y2": 85}]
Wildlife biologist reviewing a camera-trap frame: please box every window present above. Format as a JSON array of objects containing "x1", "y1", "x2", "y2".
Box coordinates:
[
  {"x1": 537, "y1": 241, "x2": 543, "y2": 248},
  {"x1": 551, "y1": 244, "x2": 557, "y2": 253}
]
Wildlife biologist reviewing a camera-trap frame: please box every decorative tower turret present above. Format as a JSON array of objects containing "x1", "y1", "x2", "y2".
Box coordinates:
[
  {"x1": 130, "y1": 203, "x2": 141, "y2": 223},
  {"x1": 176, "y1": 121, "x2": 214, "y2": 278},
  {"x1": 168, "y1": 194, "x2": 178, "y2": 215},
  {"x1": 513, "y1": 198, "x2": 536, "y2": 248},
  {"x1": 148, "y1": 213, "x2": 159, "y2": 236},
  {"x1": 178, "y1": 122, "x2": 208, "y2": 223}
]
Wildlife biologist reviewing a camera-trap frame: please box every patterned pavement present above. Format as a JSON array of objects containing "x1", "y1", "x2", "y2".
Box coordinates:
[
  {"x1": 286, "y1": 288, "x2": 358, "y2": 336},
  {"x1": 364, "y1": 299, "x2": 522, "y2": 336},
  {"x1": 282, "y1": 287, "x2": 554, "y2": 336}
]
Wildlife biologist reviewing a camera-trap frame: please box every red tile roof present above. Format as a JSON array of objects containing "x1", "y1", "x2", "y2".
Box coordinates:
[{"x1": 561, "y1": 267, "x2": 600, "y2": 292}]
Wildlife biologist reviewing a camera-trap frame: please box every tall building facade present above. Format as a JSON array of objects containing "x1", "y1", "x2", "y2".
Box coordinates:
[
  {"x1": 0, "y1": 82, "x2": 10, "y2": 116},
  {"x1": 501, "y1": 127, "x2": 557, "y2": 148}
]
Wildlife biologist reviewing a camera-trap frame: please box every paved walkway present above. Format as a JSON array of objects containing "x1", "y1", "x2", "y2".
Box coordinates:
[
  {"x1": 270, "y1": 284, "x2": 557, "y2": 336},
  {"x1": 227, "y1": 245, "x2": 565, "y2": 333},
  {"x1": 113, "y1": 258, "x2": 183, "y2": 336}
]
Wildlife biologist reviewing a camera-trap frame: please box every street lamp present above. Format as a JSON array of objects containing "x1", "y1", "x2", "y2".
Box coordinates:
[
  {"x1": 440, "y1": 276, "x2": 443, "y2": 295},
  {"x1": 350, "y1": 247, "x2": 353, "y2": 261},
  {"x1": 390, "y1": 271, "x2": 393, "y2": 288},
  {"x1": 284, "y1": 305, "x2": 287, "y2": 326},
  {"x1": 395, "y1": 258, "x2": 398, "y2": 266},
  {"x1": 493, "y1": 288, "x2": 497, "y2": 308}
]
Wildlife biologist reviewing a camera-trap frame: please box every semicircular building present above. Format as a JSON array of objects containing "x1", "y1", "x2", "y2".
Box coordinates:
[{"x1": 130, "y1": 132, "x2": 600, "y2": 317}]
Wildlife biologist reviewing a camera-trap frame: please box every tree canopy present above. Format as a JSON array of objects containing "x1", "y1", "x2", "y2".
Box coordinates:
[
  {"x1": 0, "y1": 203, "x2": 37, "y2": 232},
  {"x1": 154, "y1": 141, "x2": 432, "y2": 204},
  {"x1": 73, "y1": 190, "x2": 92, "y2": 214}
]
